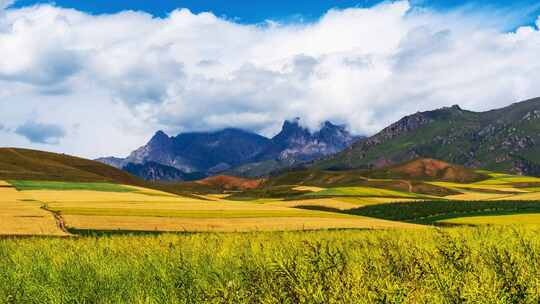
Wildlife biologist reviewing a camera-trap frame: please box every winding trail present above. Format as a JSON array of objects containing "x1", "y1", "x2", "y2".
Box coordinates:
[{"x1": 40, "y1": 204, "x2": 71, "y2": 236}]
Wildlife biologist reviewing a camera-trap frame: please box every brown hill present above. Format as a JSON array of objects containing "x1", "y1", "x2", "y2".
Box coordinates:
[
  {"x1": 196, "y1": 175, "x2": 264, "y2": 191},
  {"x1": 0, "y1": 147, "x2": 144, "y2": 185},
  {"x1": 368, "y1": 158, "x2": 487, "y2": 182}
]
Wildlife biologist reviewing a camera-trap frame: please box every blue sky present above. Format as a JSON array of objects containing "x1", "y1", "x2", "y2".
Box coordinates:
[{"x1": 11, "y1": 0, "x2": 540, "y2": 26}]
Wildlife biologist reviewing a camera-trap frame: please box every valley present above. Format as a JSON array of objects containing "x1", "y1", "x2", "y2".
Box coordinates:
[{"x1": 3, "y1": 151, "x2": 540, "y2": 236}]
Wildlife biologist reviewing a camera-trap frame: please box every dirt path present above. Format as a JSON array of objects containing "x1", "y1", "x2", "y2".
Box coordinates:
[
  {"x1": 403, "y1": 180, "x2": 413, "y2": 192},
  {"x1": 40, "y1": 204, "x2": 71, "y2": 235}
]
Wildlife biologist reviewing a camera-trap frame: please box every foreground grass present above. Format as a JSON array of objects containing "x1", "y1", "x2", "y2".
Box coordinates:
[{"x1": 1, "y1": 227, "x2": 539, "y2": 303}]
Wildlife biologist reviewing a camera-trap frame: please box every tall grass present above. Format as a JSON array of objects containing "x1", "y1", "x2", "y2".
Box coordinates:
[{"x1": 1, "y1": 227, "x2": 539, "y2": 303}]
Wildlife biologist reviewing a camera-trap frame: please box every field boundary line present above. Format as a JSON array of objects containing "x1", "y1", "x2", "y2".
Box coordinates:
[{"x1": 40, "y1": 203, "x2": 72, "y2": 236}]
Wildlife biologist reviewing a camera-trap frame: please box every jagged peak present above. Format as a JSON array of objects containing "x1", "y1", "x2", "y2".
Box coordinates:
[
  {"x1": 148, "y1": 130, "x2": 171, "y2": 145},
  {"x1": 282, "y1": 117, "x2": 302, "y2": 128},
  {"x1": 153, "y1": 130, "x2": 169, "y2": 138},
  {"x1": 320, "y1": 120, "x2": 347, "y2": 131}
]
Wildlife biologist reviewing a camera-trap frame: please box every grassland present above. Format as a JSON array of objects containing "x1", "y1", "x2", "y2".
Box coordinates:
[
  {"x1": 9, "y1": 180, "x2": 136, "y2": 192},
  {"x1": 299, "y1": 186, "x2": 425, "y2": 199},
  {"x1": 1, "y1": 227, "x2": 539, "y2": 303}
]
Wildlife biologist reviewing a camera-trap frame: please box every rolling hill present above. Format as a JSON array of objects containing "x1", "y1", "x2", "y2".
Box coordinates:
[
  {"x1": 365, "y1": 158, "x2": 487, "y2": 182},
  {"x1": 195, "y1": 175, "x2": 264, "y2": 191},
  {"x1": 0, "y1": 148, "x2": 144, "y2": 185},
  {"x1": 316, "y1": 97, "x2": 540, "y2": 176}
]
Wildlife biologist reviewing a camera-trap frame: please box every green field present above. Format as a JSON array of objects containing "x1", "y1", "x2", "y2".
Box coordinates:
[
  {"x1": 346, "y1": 200, "x2": 540, "y2": 224},
  {"x1": 299, "y1": 186, "x2": 425, "y2": 199},
  {"x1": 9, "y1": 180, "x2": 136, "y2": 192},
  {"x1": 1, "y1": 227, "x2": 539, "y2": 303}
]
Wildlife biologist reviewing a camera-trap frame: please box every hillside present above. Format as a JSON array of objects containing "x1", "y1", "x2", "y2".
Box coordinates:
[
  {"x1": 366, "y1": 158, "x2": 487, "y2": 182},
  {"x1": 0, "y1": 148, "x2": 144, "y2": 185},
  {"x1": 123, "y1": 161, "x2": 206, "y2": 182},
  {"x1": 316, "y1": 98, "x2": 540, "y2": 176},
  {"x1": 196, "y1": 175, "x2": 264, "y2": 191}
]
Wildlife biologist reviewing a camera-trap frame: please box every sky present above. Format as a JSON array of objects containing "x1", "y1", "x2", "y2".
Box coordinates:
[{"x1": 1, "y1": 0, "x2": 540, "y2": 159}]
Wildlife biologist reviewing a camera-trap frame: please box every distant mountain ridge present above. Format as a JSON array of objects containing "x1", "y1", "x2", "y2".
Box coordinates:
[
  {"x1": 316, "y1": 97, "x2": 540, "y2": 176},
  {"x1": 97, "y1": 119, "x2": 361, "y2": 181}
]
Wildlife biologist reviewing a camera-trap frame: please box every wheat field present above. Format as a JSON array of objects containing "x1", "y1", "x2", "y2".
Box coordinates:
[{"x1": 0, "y1": 182, "x2": 66, "y2": 236}]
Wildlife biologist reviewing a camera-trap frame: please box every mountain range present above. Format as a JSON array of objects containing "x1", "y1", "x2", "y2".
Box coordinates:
[
  {"x1": 98, "y1": 97, "x2": 540, "y2": 180},
  {"x1": 316, "y1": 97, "x2": 540, "y2": 176},
  {"x1": 97, "y1": 119, "x2": 360, "y2": 181}
]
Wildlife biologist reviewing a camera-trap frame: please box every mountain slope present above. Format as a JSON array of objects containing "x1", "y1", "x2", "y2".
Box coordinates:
[
  {"x1": 365, "y1": 158, "x2": 487, "y2": 182},
  {"x1": 317, "y1": 98, "x2": 540, "y2": 176},
  {"x1": 196, "y1": 175, "x2": 263, "y2": 191},
  {"x1": 125, "y1": 128, "x2": 270, "y2": 174},
  {"x1": 0, "y1": 148, "x2": 144, "y2": 185},
  {"x1": 123, "y1": 162, "x2": 206, "y2": 182},
  {"x1": 227, "y1": 119, "x2": 361, "y2": 177}
]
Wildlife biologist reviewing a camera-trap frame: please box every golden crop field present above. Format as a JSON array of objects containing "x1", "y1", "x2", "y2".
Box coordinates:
[
  {"x1": 5, "y1": 171, "x2": 540, "y2": 236},
  {"x1": 0, "y1": 180, "x2": 423, "y2": 234},
  {"x1": 268, "y1": 198, "x2": 361, "y2": 210},
  {"x1": 64, "y1": 214, "x2": 420, "y2": 232},
  {"x1": 0, "y1": 181, "x2": 66, "y2": 236},
  {"x1": 292, "y1": 186, "x2": 326, "y2": 192}
]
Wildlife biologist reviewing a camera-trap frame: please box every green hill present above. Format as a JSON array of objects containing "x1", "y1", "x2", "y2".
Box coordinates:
[{"x1": 316, "y1": 98, "x2": 540, "y2": 176}]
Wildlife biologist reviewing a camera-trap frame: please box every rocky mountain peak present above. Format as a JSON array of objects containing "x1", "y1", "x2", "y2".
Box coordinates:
[
  {"x1": 148, "y1": 130, "x2": 171, "y2": 146},
  {"x1": 273, "y1": 118, "x2": 311, "y2": 144}
]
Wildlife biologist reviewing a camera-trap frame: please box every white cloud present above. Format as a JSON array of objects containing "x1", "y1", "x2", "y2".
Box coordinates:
[
  {"x1": 0, "y1": 0, "x2": 13, "y2": 10},
  {"x1": 0, "y1": 1, "x2": 540, "y2": 158}
]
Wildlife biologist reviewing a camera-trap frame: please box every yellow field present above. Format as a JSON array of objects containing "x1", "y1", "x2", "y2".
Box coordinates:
[
  {"x1": 5, "y1": 171, "x2": 540, "y2": 236},
  {"x1": 0, "y1": 182, "x2": 66, "y2": 236},
  {"x1": 1, "y1": 182, "x2": 417, "y2": 233},
  {"x1": 268, "y1": 198, "x2": 361, "y2": 210},
  {"x1": 429, "y1": 181, "x2": 528, "y2": 193},
  {"x1": 438, "y1": 213, "x2": 540, "y2": 226},
  {"x1": 493, "y1": 192, "x2": 540, "y2": 201},
  {"x1": 292, "y1": 186, "x2": 325, "y2": 192},
  {"x1": 268, "y1": 197, "x2": 420, "y2": 211},
  {"x1": 335, "y1": 197, "x2": 421, "y2": 206},
  {"x1": 64, "y1": 214, "x2": 421, "y2": 232},
  {"x1": 21, "y1": 188, "x2": 187, "y2": 203}
]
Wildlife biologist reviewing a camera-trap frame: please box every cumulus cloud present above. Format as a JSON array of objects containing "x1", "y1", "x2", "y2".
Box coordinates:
[
  {"x1": 0, "y1": 0, "x2": 13, "y2": 10},
  {"x1": 0, "y1": 1, "x2": 540, "y2": 157},
  {"x1": 15, "y1": 121, "x2": 66, "y2": 144}
]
